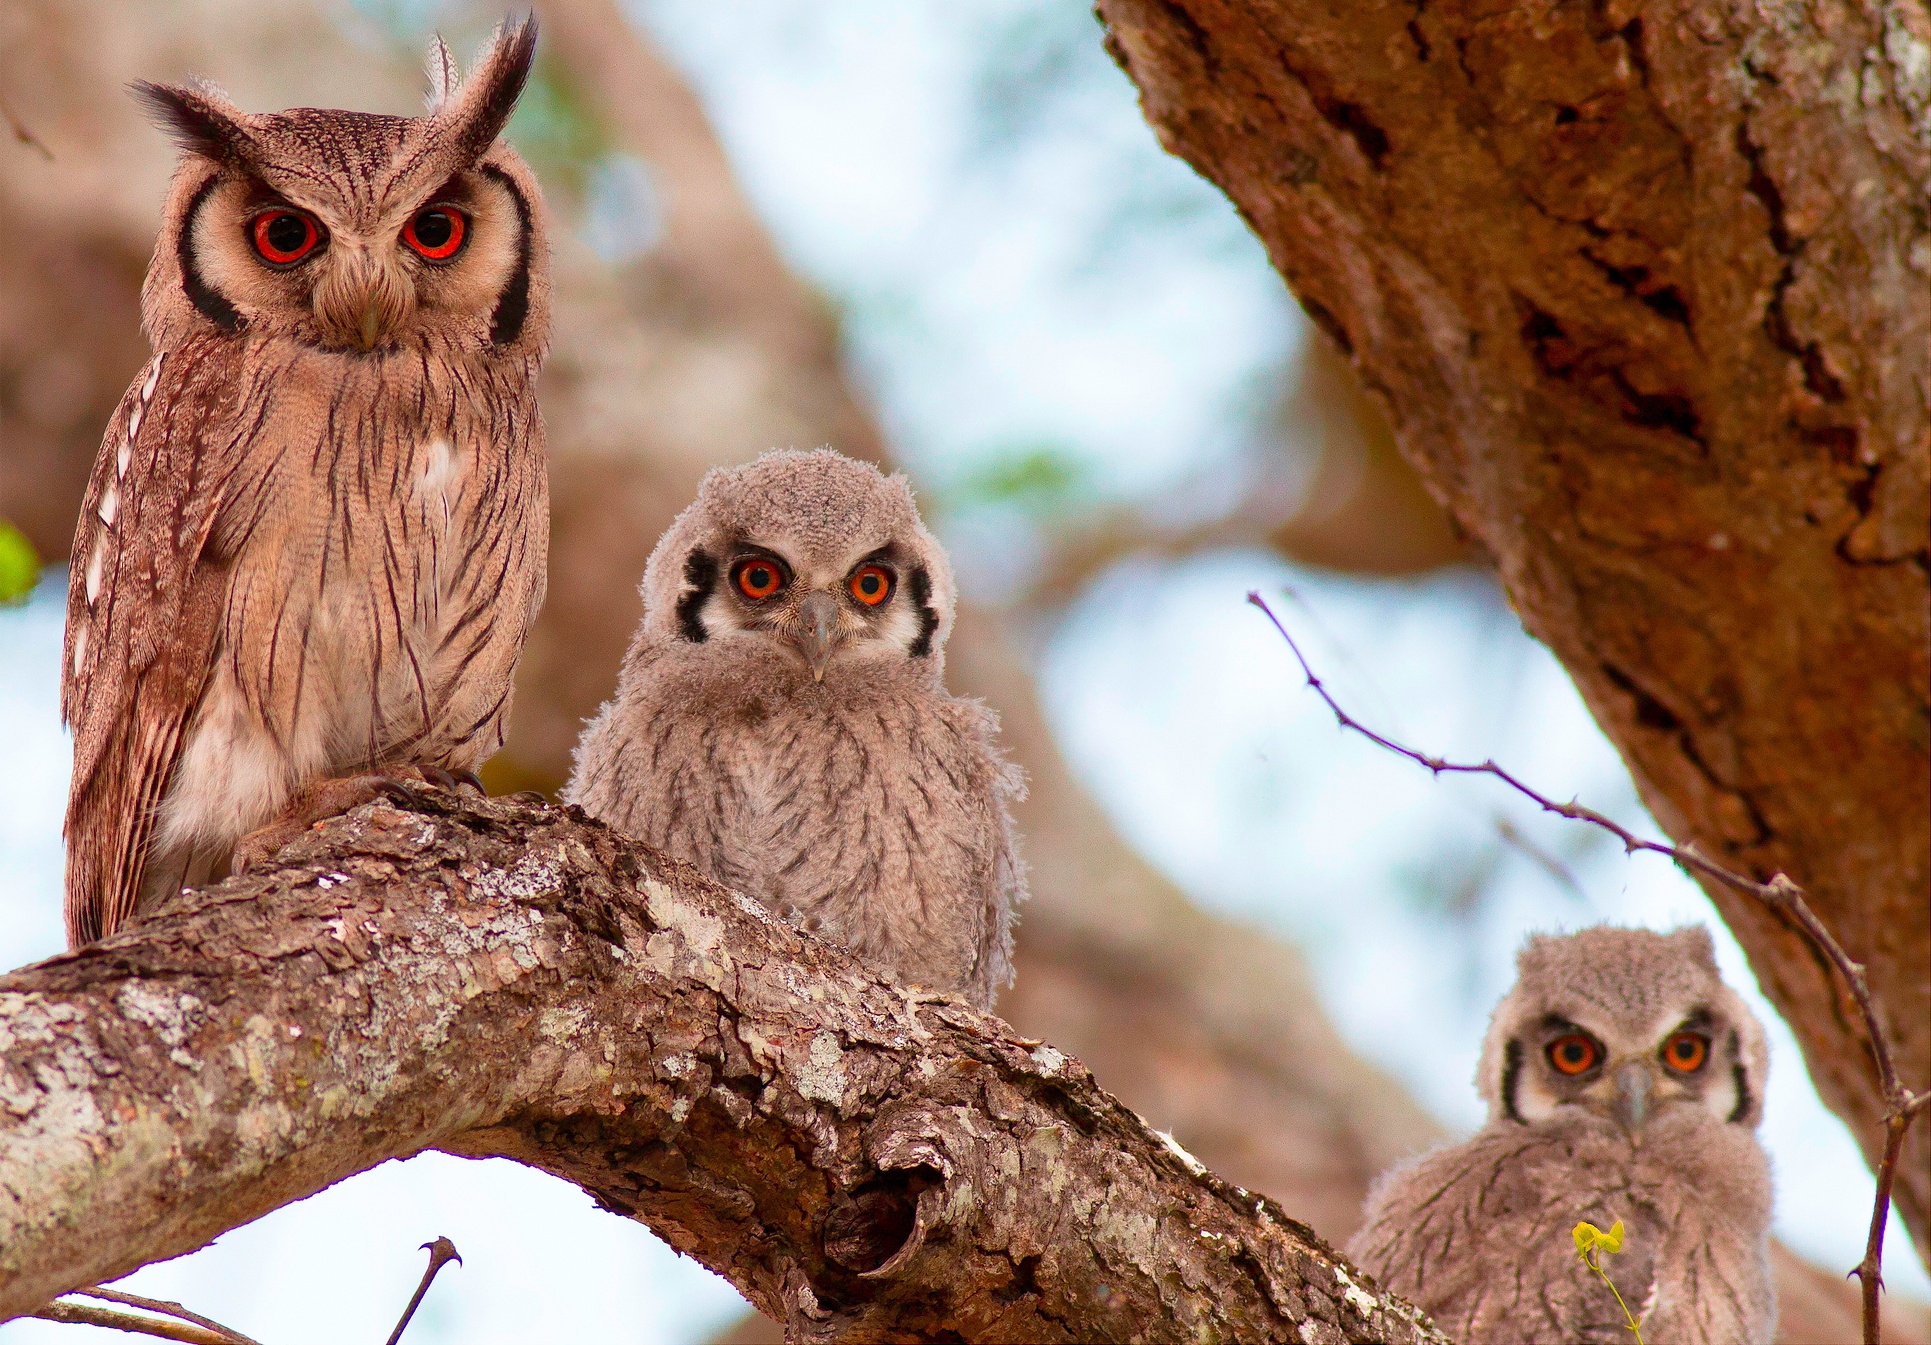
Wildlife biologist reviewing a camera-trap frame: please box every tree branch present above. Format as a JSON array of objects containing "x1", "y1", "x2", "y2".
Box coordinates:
[
  {"x1": 29, "y1": 1302, "x2": 235, "y2": 1345},
  {"x1": 0, "y1": 791, "x2": 1446, "y2": 1345},
  {"x1": 1251, "y1": 591, "x2": 1928, "y2": 1345}
]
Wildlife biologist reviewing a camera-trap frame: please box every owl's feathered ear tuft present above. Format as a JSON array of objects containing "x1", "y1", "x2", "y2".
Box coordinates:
[
  {"x1": 423, "y1": 34, "x2": 461, "y2": 113},
  {"x1": 131, "y1": 80, "x2": 253, "y2": 165},
  {"x1": 433, "y1": 13, "x2": 539, "y2": 164}
]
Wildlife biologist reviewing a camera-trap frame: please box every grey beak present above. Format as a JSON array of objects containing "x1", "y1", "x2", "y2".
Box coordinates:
[
  {"x1": 796, "y1": 591, "x2": 839, "y2": 682},
  {"x1": 1613, "y1": 1063, "x2": 1650, "y2": 1132},
  {"x1": 357, "y1": 302, "x2": 384, "y2": 351}
]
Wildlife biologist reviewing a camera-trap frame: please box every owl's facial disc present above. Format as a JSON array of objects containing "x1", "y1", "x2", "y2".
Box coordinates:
[
  {"x1": 1507, "y1": 1006, "x2": 1743, "y2": 1133},
  {"x1": 679, "y1": 539, "x2": 940, "y2": 679},
  {"x1": 183, "y1": 155, "x2": 532, "y2": 355}
]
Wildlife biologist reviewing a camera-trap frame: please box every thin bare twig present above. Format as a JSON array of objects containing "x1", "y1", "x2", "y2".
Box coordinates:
[
  {"x1": 1248, "y1": 589, "x2": 1927, "y2": 1345},
  {"x1": 384, "y1": 1236, "x2": 462, "y2": 1345},
  {"x1": 0, "y1": 92, "x2": 53, "y2": 160},
  {"x1": 30, "y1": 1301, "x2": 234, "y2": 1345},
  {"x1": 74, "y1": 1286, "x2": 261, "y2": 1344}
]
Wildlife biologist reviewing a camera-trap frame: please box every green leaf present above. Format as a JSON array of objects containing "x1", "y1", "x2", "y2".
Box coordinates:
[{"x1": 0, "y1": 520, "x2": 39, "y2": 606}]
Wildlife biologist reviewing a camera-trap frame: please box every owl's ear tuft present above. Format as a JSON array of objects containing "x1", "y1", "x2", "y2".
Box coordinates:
[
  {"x1": 435, "y1": 13, "x2": 539, "y2": 164},
  {"x1": 423, "y1": 34, "x2": 460, "y2": 112},
  {"x1": 131, "y1": 80, "x2": 253, "y2": 165}
]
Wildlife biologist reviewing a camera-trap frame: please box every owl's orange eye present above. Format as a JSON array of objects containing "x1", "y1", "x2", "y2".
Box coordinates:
[
  {"x1": 1547, "y1": 1033, "x2": 1600, "y2": 1075},
  {"x1": 849, "y1": 565, "x2": 892, "y2": 606},
  {"x1": 733, "y1": 558, "x2": 786, "y2": 601},
  {"x1": 1661, "y1": 1032, "x2": 1709, "y2": 1073},
  {"x1": 252, "y1": 209, "x2": 319, "y2": 265},
  {"x1": 403, "y1": 206, "x2": 467, "y2": 261}
]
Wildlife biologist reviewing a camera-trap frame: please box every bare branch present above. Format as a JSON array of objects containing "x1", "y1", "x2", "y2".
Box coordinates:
[
  {"x1": 0, "y1": 791, "x2": 1446, "y2": 1345},
  {"x1": 1249, "y1": 590, "x2": 1929, "y2": 1345},
  {"x1": 72, "y1": 1288, "x2": 259, "y2": 1344},
  {"x1": 29, "y1": 1301, "x2": 234, "y2": 1345},
  {"x1": 0, "y1": 92, "x2": 54, "y2": 161},
  {"x1": 384, "y1": 1238, "x2": 462, "y2": 1345}
]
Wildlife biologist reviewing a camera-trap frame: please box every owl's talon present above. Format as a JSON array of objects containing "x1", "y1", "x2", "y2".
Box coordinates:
[
  {"x1": 230, "y1": 773, "x2": 426, "y2": 874},
  {"x1": 411, "y1": 765, "x2": 486, "y2": 798}
]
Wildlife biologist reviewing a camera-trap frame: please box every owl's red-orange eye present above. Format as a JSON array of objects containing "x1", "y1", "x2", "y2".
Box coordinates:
[
  {"x1": 1661, "y1": 1032, "x2": 1709, "y2": 1073},
  {"x1": 1547, "y1": 1033, "x2": 1600, "y2": 1076},
  {"x1": 252, "y1": 209, "x2": 319, "y2": 265},
  {"x1": 403, "y1": 206, "x2": 467, "y2": 261},
  {"x1": 733, "y1": 558, "x2": 786, "y2": 601},
  {"x1": 849, "y1": 565, "x2": 892, "y2": 606}
]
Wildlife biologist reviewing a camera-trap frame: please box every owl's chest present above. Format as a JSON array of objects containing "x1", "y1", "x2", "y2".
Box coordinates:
[{"x1": 731, "y1": 696, "x2": 971, "y2": 840}]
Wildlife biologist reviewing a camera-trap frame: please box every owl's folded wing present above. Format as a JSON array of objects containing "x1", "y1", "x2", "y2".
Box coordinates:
[{"x1": 62, "y1": 338, "x2": 244, "y2": 944}]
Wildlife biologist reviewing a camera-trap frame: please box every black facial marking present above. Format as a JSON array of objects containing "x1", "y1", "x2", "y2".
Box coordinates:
[
  {"x1": 178, "y1": 174, "x2": 244, "y2": 333},
  {"x1": 677, "y1": 550, "x2": 717, "y2": 643},
  {"x1": 1500, "y1": 1037, "x2": 1526, "y2": 1124},
  {"x1": 479, "y1": 164, "x2": 532, "y2": 346},
  {"x1": 907, "y1": 565, "x2": 939, "y2": 658},
  {"x1": 1727, "y1": 1031, "x2": 1753, "y2": 1124}
]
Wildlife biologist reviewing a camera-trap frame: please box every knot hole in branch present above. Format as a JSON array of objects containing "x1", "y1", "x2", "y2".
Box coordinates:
[{"x1": 822, "y1": 1166, "x2": 942, "y2": 1277}]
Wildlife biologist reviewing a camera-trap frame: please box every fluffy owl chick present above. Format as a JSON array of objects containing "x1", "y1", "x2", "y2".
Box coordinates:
[
  {"x1": 1348, "y1": 925, "x2": 1775, "y2": 1345},
  {"x1": 568, "y1": 449, "x2": 1026, "y2": 1010},
  {"x1": 63, "y1": 20, "x2": 550, "y2": 946}
]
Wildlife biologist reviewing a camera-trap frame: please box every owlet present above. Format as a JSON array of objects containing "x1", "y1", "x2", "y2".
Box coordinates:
[
  {"x1": 1348, "y1": 924, "x2": 1776, "y2": 1344},
  {"x1": 62, "y1": 19, "x2": 551, "y2": 946},
  {"x1": 568, "y1": 449, "x2": 1027, "y2": 1010}
]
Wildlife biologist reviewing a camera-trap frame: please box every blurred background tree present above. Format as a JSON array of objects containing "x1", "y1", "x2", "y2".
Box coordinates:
[{"x1": 0, "y1": 1, "x2": 1920, "y2": 1341}]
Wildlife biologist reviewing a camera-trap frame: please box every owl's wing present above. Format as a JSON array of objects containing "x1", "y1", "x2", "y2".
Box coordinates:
[
  {"x1": 937, "y1": 696, "x2": 1027, "y2": 1007},
  {"x1": 1348, "y1": 1129, "x2": 1660, "y2": 1345},
  {"x1": 63, "y1": 339, "x2": 247, "y2": 945}
]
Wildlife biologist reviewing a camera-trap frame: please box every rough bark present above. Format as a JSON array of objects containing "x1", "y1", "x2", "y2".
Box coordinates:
[
  {"x1": 1098, "y1": 0, "x2": 1931, "y2": 1255},
  {"x1": 0, "y1": 792, "x2": 1445, "y2": 1345}
]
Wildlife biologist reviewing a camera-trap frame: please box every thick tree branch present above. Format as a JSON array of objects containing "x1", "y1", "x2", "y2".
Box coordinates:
[
  {"x1": 0, "y1": 792, "x2": 1446, "y2": 1345},
  {"x1": 1099, "y1": 0, "x2": 1931, "y2": 1253}
]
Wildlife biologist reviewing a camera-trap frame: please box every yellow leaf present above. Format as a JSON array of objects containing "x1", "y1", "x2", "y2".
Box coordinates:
[
  {"x1": 0, "y1": 520, "x2": 37, "y2": 606},
  {"x1": 1573, "y1": 1219, "x2": 1626, "y2": 1258}
]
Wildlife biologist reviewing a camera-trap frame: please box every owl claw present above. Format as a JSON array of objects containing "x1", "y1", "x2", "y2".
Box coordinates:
[
  {"x1": 230, "y1": 772, "x2": 427, "y2": 874},
  {"x1": 413, "y1": 764, "x2": 486, "y2": 797}
]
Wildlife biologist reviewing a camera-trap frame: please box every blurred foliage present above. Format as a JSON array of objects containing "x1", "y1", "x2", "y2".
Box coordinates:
[
  {"x1": 928, "y1": 442, "x2": 1093, "y2": 517},
  {"x1": 0, "y1": 521, "x2": 39, "y2": 606},
  {"x1": 505, "y1": 55, "x2": 614, "y2": 207},
  {"x1": 965, "y1": 3, "x2": 1259, "y2": 271}
]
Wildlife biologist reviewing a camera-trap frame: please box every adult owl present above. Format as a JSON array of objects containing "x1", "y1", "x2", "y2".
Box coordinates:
[
  {"x1": 1348, "y1": 924, "x2": 1776, "y2": 1345},
  {"x1": 62, "y1": 19, "x2": 550, "y2": 946},
  {"x1": 567, "y1": 449, "x2": 1027, "y2": 1010}
]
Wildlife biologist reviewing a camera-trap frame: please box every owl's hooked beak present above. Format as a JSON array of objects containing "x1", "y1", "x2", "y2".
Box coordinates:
[
  {"x1": 1612, "y1": 1061, "x2": 1651, "y2": 1132},
  {"x1": 314, "y1": 247, "x2": 415, "y2": 352},
  {"x1": 794, "y1": 590, "x2": 841, "y2": 682}
]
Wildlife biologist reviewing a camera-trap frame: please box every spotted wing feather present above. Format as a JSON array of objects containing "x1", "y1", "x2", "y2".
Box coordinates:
[{"x1": 63, "y1": 337, "x2": 246, "y2": 944}]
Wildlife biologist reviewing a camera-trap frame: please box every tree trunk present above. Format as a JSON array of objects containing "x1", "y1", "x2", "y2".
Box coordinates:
[
  {"x1": 0, "y1": 792, "x2": 1445, "y2": 1345},
  {"x1": 1097, "y1": 0, "x2": 1931, "y2": 1256}
]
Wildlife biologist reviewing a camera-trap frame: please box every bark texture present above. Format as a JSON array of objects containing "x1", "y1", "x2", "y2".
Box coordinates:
[
  {"x1": 0, "y1": 792, "x2": 1446, "y2": 1345},
  {"x1": 1098, "y1": 0, "x2": 1931, "y2": 1254}
]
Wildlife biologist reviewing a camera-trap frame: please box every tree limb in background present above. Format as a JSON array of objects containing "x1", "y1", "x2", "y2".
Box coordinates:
[
  {"x1": 1253, "y1": 591, "x2": 1927, "y2": 1345},
  {"x1": 1099, "y1": 0, "x2": 1931, "y2": 1253},
  {"x1": 0, "y1": 792, "x2": 1446, "y2": 1345}
]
